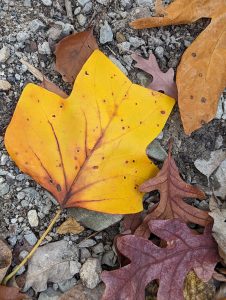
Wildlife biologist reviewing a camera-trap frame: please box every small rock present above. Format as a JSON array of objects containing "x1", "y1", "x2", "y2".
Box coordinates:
[
  {"x1": 0, "y1": 80, "x2": 11, "y2": 91},
  {"x1": 136, "y1": 72, "x2": 149, "y2": 86},
  {"x1": 96, "y1": 0, "x2": 109, "y2": 5},
  {"x1": 116, "y1": 32, "x2": 126, "y2": 43},
  {"x1": 69, "y1": 207, "x2": 122, "y2": 231},
  {"x1": 216, "y1": 93, "x2": 226, "y2": 120},
  {"x1": 155, "y1": 46, "x2": 164, "y2": 59},
  {"x1": 120, "y1": 0, "x2": 132, "y2": 8},
  {"x1": 38, "y1": 288, "x2": 62, "y2": 300},
  {"x1": 80, "y1": 258, "x2": 101, "y2": 289},
  {"x1": 19, "y1": 250, "x2": 29, "y2": 260},
  {"x1": 41, "y1": 0, "x2": 52, "y2": 6},
  {"x1": 92, "y1": 243, "x2": 104, "y2": 255},
  {"x1": 38, "y1": 42, "x2": 51, "y2": 55},
  {"x1": 214, "y1": 159, "x2": 226, "y2": 198},
  {"x1": 78, "y1": 0, "x2": 90, "y2": 6},
  {"x1": 24, "y1": 232, "x2": 38, "y2": 246},
  {"x1": 102, "y1": 250, "x2": 117, "y2": 267},
  {"x1": 156, "y1": 131, "x2": 164, "y2": 140},
  {"x1": 0, "y1": 154, "x2": 8, "y2": 165},
  {"x1": 8, "y1": 236, "x2": 17, "y2": 247},
  {"x1": 74, "y1": 7, "x2": 82, "y2": 15},
  {"x1": 58, "y1": 277, "x2": 77, "y2": 293},
  {"x1": 0, "y1": 182, "x2": 9, "y2": 196},
  {"x1": 109, "y1": 56, "x2": 128, "y2": 75},
  {"x1": 47, "y1": 26, "x2": 62, "y2": 41},
  {"x1": 17, "y1": 191, "x2": 25, "y2": 200},
  {"x1": 16, "y1": 265, "x2": 26, "y2": 275},
  {"x1": 16, "y1": 31, "x2": 30, "y2": 43},
  {"x1": 77, "y1": 14, "x2": 87, "y2": 26},
  {"x1": 136, "y1": 0, "x2": 154, "y2": 7},
  {"x1": 0, "y1": 46, "x2": 10, "y2": 63},
  {"x1": 147, "y1": 140, "x2": 167, "y2": 162},
  {"x1": 129, "y1": 37, "x2": 145, "y2": 48},
  {"x1": 29, "y1": 19, "x2": 45, "y2": 32},
  {"x1": 28, "y1": 210, "x2": 39, "y2": 227},
  {"x1": 80, "y1": 248, "x2": 91, "y2": 261},
  {"x1": 79, "y1": 239, "x2": 96, "y2": 248},
  {"x1": 23, "y1": 0, "x2": 31, "y2": 7},
  {"x1": 117, "y1": 41, "x2": 131, "y2": 53},
  {"x1": 83, "y1": 2, "x2": 92, "y2": 13},
  {"x1": 215, "y1": 135, "x2": 223, "y2": 149},
  {"x1": 99, "y1": 21, "x2": 113, "y2": 44}
]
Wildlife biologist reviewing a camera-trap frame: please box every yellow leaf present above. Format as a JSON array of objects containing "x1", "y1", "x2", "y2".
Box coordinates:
[
  {"x1": 57, "y1": 217, "x2": 84, "y2": 234},
  {"x1": 5, "y1": 50, "x2": 175, "y2": 214}
]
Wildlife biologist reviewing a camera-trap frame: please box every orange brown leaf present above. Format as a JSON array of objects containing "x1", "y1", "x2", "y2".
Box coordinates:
[
  {"x1": 5, "y1": 50, "x2": 175, "y2": 214},
  {"x1": 131, "y1": 0, "x2": 226, "y2": 135}
]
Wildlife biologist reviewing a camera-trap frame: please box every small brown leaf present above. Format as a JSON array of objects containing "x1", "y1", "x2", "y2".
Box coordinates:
[
  {"x1": 41, "y1": 78, "x2": 68, "y2": 99},
  {"x1": 0, "y1": 240, "x2": 12, "y2": 282},
  {"x1": 132, "y1": 53, "x2": 178, "y2": 99},
  {"x1": 0, "y1": 286, "x2": 28, "y2": 300},
  {"x1": 136, "y1": 143, "x2": 211, "y2": 238},
  {"x1": 55, "y1": 28, "x2": 98, "y2": 83},
  {"x1": 57, "y1": 217, "x2": 84, "y2": 235}
]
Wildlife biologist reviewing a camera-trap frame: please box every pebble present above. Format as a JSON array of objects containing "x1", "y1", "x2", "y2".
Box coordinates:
[
  {"x1": 155, "y1": 46, "x2": 165, "y2": 59},
  {"x1": 74, "y1": 7, "x2": 81, "y2": 15},
  {"x1": 17, "y1": 191, "x2": 25, "y2": 200},
  {"x1": 78, "y1": 0, "x2": 90, "y2": 6},
  {"x1": 41, "y1": 0, "x2": 52, "y2": 6},
  {"x1": 120, "y1": 0, "x2": 132, "y2": 8},
  {"x1": 109, "y1": 55, "x2": 128, "y2": 75},
  {"x1": 117, "y1": 42, "x2": 131, "y2": 53},
  {"x1": 77, "y1": 14, "x2": 87, "y2": 27},
  {"x1": 0, "y1": 46, "x2": 10, "y2": 63},
  {"x1": 136, "y1": 0, "x2": 154, "y2": 7},
  {"x1": 147, "y1": 140, "x2": 168, "y2": 162},
  {"x1": 23, "y1": 0, "x2": 31, "y2": 7},
  {"x1": 99, "y1": 21, "x2": 113, "y2": 44},
  {"x1": 38, "y1": 288, "x2": 62, "y2": 300},
  {"x1": 83, "y1": 2, "x2": 93, "y2": 13},
  {"x1": 92, "y1": 243, "x2": 104, "y2": 255},
  {"x1": 16, "y1": 31, "x2": 30, "y2": 43},
  {"x1": 136, "y1": 72, "x2": 149, "y2": 86},
  {"x1": 96, "y1": 0, "x2": 109, "y2": 5},
  {"x1": 214, "y1": 159, "x2": 226, "y2": 198},
  {"x1": 19, "y1": 250, "x2": 29, "y2": 260},
  {"x1": 38, "y1": 42, "x2": 51, "y2": 55},
  {"x1": 0, "y1": 80, "x2": 11, "y2": 91},
  {"x1": 28, "y1": 210, "x2": 39, "y2": 227},
  {"x1": 79, "y1": 239, "x2": 96, "y2": 248},
  {"x1": 129, "y1": 37, "x2": 145, "y2": 48},
  {"x1": 80, "y1": 248, "x2": 91, "y2": 261},
  {"x1": 58, "y1": 277, "x2": 77, "y2": 293},
  {"x1": 16, "y1": 265, "x2": 26, "y2": 275},
  {"x1": 0, "y1": 182, "x2": 9, "y2": 196},
  {"x1": 29, "y1": 19, "x2": 45, "y2": 32},
  {"x1": 24, "y1": 232, "x2": 38, "y2": 246},
  {"x1": 80, "y1": 258, "x2": 102, "y2": 289},
  {"x1": 102, "y1": 250, "x2": 117, "y2": 267},
  {"x1": 8, "y1": 236, "x2": 17, "y2": 247}
]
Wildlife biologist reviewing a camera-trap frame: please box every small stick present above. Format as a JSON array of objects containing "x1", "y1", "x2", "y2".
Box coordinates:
[
  {"x1": 2, "y1": 209, "x2": 62, "y2": 285},
  {"x1": 65, "y1": 0, "x2": 73, "y2": 21},
  {"x1": 20, "y1": 58, "x2": 44, "y2": 81}
]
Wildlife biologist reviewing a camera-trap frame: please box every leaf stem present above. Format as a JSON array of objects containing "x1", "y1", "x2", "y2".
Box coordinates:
[{"x1": 2, "y1": 209, "x2": 62, "y2": 285}]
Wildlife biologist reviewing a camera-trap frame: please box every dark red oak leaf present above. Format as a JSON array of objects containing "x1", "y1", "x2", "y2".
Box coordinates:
[
  {"x1": 135, "y1": 144, "x2": 211, "y2": 238},
  {"x1": 101, "y1": 219, "x2": 219, "y2": 300}
]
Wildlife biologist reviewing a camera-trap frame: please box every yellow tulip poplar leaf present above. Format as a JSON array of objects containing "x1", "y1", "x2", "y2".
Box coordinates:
[
  {"x1": 131, "y1": 0, "x2": 226, "y2": 135},
  {"x1": 5, "y1": 50, "x2": 175, "y2": 214}
]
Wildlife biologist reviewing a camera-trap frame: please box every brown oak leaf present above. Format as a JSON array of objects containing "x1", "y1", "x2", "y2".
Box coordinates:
[
  {"x1": 136, "y1": 144, "x2": 211, "y2": 238},
  {"x1": 55, "y1": 28, "x2": 98, "y2": 83},
  {"x1": 132, "y1": 53, "x2": 178, "y2": 99},
  {"x1": 102, "y1": 219, "x2": 219, "y2": 300},
  {"x1": 130, "y1": 0, "x2": 226, "y2": 135}
]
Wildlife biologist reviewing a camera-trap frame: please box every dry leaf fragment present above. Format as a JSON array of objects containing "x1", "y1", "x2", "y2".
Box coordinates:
[
  {"x1": 102, "y1": 219, "x2": 219, "y2": 300},
  {"x1": 59, "y1": 282, "x2": 105, "y2": 300},
  {"x1": 0, "y1": 286, "x2": 28, "y2": 300},
  {"x1": 209, "y1": 195, "x2": 226, "y2": 264},
  {"x1": 131, "y1": 0, "x2": 226, "y2": 135},
  {"x1": 136, "y1": 144, "x2": 211, "y2": 238},
  {"x1": 5, "y1": 50, "x2": 175, "y2": 214},
  {"x1": 132, "y1": 53, "x2": 178, "y2": 99},
  {"x1": 0, "y1": 240, "x2": 12, "y2": 282},
  {"x1": 55, "y1": 28, "x2": 98, "y2": 83},
  {"x1": 57, "y1": 217, "x2": 84, "y2": 234}
]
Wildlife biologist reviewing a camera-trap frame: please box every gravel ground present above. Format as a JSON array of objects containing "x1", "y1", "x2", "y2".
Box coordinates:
[{"x1": 0, "y1": 0, "x2": 225, "y2": 299}]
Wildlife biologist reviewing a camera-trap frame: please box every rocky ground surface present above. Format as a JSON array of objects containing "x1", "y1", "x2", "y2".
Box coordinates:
[{"x1": 0, "y1": 0, "x2": 225, "y2": 299}]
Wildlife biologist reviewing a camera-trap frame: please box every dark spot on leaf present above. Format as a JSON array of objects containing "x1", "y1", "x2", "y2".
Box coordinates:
[
  {"x1": 74, "y1": 157, "x2": 77, "y2": 160},
  {"x1": 121, "y1": 119, "x2": 123, "y2": 122},
  {"x1": 135, "y1": 170, "x2": 138, "y2": 173},
  {"x1": 112, "y1": 92, "x2": 114, "y2": 96},
  {"x1": 199, "y1": 73, "x2": 203, "y2": 77},
  {"x1": 157, "y1": 124, "x2": 160, "y2": 127},
  {"x1": 128, "y1": 126, "x2": 130, "y2": 129},
  {"x1": 92, "y1": 166, "x2": 99, "y2": 169},
  {"x1": 155, "y1": 101, "x2": 157, "y2": 104},
  {"x1": 190, "y1": 95, "x2": 194, "y2": 100},
  {"x1": 201, "y1": 97, "x2": 207, "y2": 103},
  {"x1": 102, "y1": 156, "x2": 105, "y2": 160},
  {"x1": 161, "y1": 111, "x2": 166, "y2": 115},
  {"x1": 85, "y1": 71, "x2": 89, "y2": 75},
  {"x1": 56, "y1": 184, "x2": 61, "y2": 192},
  {"x1": 60, "y1": 105, "x2": 63, "y2": 108},
  {"x1": 139, "y1": 121, "x2": 143, "y2": 125},
  {"x1": 77, "y1": 149, "x2": 80, "y2": 152},
  {"x1": 192, "y1": 52, "x2": 196, "y2": 57},
  {"x1": 124, "y1": 176, "x2": 126, "y2": 179},
  {"x1": 52, "y1": 115, "x2": 56, "y2": 118},
  {"x1": 125, "y1": 160, "x2": 129, "y2": 164},
  {"x1": 15, "y1": 152, "x2": 18, "y2": 155},
  {"x1": 135, "y1": 102, "x2": 138, "y2": 105},
  {"x1": 49, "y1": 179, "x2": 53, "y2": 184},
  {"x1": 201, "y1": 120, "x2": 206, "y2": 125},
  {"x1": 103, "y1": 99, "x2": 106, "y2": 103},
  {"x1": 27, "y1": 118, "x2": 30, "y2": 121},
  {"x1": 133, "y1": 160, "x2": 135, "y2": 163},
  {"x1": 25, "y1": 162, "x2": 29, "y2": 165},
  {"x1": 122, "y1": 127, "x2": 125, "y2": 130},
  {"x1": 75, "y1": 166, "x2": 78, "y2": 170}
]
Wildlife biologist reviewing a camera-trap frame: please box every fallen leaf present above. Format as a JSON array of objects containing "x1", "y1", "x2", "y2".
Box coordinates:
[
  {"x1": 5, "y1": 50, "x2": 175, "y2": 214},
  {"x1": 55, "y1": 28, "x2": 98, "y2": 83},
  {"x1": 209, "y1": 195, "x2": 226, "y2": 263},
  {"x1": 216, "y1": 283, "x2": 226, "y2": 300},
  {"x1": 183, "y1": 271, "x2": 216, "y2": 300},
  {"x1": 136, "y1": 144, "x2": 211, "y2": 238},
  {"x1": 132, "y1": 53, "x2": 177, "y2": 99},
  {"x1": 59, "y1": 282, "x2": 105, "y2": 300},
  {"x1": 0, "y1": 286, "x2": 28, "y2": 300},
  {"x1": 130, "y1": 0, "x2": 226, "y2": 135},
  {"x1": 57, "y1": 217, "x2": 84, "y2": 234},
  {"x1": 122, "y1": 212, "x2": 143, "y2": 234},
  {"x1": 213, "y1": 270, "x2": 226, "y2": 282},
  {"x1": 24, "y1": 240, "x2": 80, "y2": 293},
  {"x1": 0, "y1": 240, "x2": 12, "y2": 282},
  {"x1": 101, "y1": 219, "x2": 219, "y2": 300}
]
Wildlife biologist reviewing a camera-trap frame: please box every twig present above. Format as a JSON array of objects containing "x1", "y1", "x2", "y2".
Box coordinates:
[
  {"x1": 2, "y1": 209, "x2": 62, "y2": 285},
  {"x1": 20, "y1": 58, "x2": 44, "y2": 81}
]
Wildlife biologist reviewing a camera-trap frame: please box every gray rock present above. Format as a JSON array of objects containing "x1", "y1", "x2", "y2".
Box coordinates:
[
  {"x1": 102, "y1": 250, "x2": 117, "y2": 267},
  {"x1": 58, "y1": 277, "x2": 77, "y2": 293},
  {"x1": 23, "y1": 187, "x2": 41, "y2": 203},
  {"x1": 74, "y1": 7, "x2": 82, "y2": 15},
  {"x1": 80, "y1": 248, "x2": 91, "y2": 261},
  {"x1": 120, "y1": 0, "x2": 132, "y2": 8},
  {"x1": 0, "y1": 182, "x2": 9, "y2": 196},
  {"x1": 109, "y1": 56, "x2": 128, "y2": 75},
  {"x1": 80, "y1": 258, "x2": 101, "y2": 289},
  {"x1": 19, "y1": 250, "x2": 29, "y2": 260},
  {"x1": 41, "y1": 0, "x2": 52, "y2": 6},
  {"x1": 214, "y1": 159, "x2": 226, "y2": 198},
  {"x1": 16, "y1": 31, "x2": 30, "y2": 43},
  {"x1": 216, "y1": 93, "x2": 226, "y2": 120},
  {"x1": 136, "y1": 72, "x2": 149, "y2": 86},
  {"x1": 155, "y1": 46, "x2": 164, "y2": 59},
  {"x1": 78, "y1": 0, "x2": 90, "y2": 6},
  {"x1": 99, "y1": 21, "x2": 113, "y2": 44},
  {"x1": 38, "y1": 42, "x2": 51, "y2": 55},
  {"x1": 29, "y1": 19, "x2": 45, "y2": 32},
  {"x1": 69, "y1": 207, "x2": 122, "y2": 231},
  {"x1": 215, "y1": 135, "x2": 223, "y2": 149},
  {"x1": 28, "y1": 210, "x2": 39, "y2": 227},
  {"x1": 17, "y1": 191, "x2": 25, "y2": 200},
  {"x1": 23, "y1": 0, "x2": 31, "y2": 7},
  {"x1": 0, "y1": 46, "x2": 10, "y2": 63},
  {"x1": 24, "y1": 232, "x2": 38, "y2": 246},
  {"x1": 147, "y1": 140, "x2": 168, "y2": 162},
  {"x1": 16, "y1": 265, "x2": 26, "y2": 275},
  {"x1": 117, "y1": 42, "x2": 131, "y2": 53},
  {"x1": 129, "y1": 37, "x2": 145, "y2": 48},
  {"x1": 136, "y1": 0, "x2": 154, "y2": 7},
  {"x1": 47, "y1": 26, "x2": 62, "y2": 41},
  {"x1": 83, "y1": 2, "x2": 93, "y2": 13},
  {"x1": 96, "y1": 0, "x2": 109, "y2": 5},
  {"x1": 92, "y1": 243, "x2": 104, "y2": 255},
  {"x1": 38, "y1": 288, "x2": 62, "y2": 300},
  {"x1": 8, "y1": 236, "x2": 17, "y2": 247},
  {"x1": 77, "y1": 14, "x2": 87, "y2": 26},
  {"x1": 79, "y1": 239, "x2": 96, "y2": 248}
]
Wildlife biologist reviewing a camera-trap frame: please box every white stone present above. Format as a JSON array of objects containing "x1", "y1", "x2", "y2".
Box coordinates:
[
  {"x1": 0, "y1": 46, "x2": 10, "y2": 63},
  {"x1": 16, "y1": 31, "x2": 30, "y2": 43},
  {"x1": 0, "y1": 80, "x2": 11, "y2": 91},
  {"x1": 80, "y1": 258, "x2": 101, "y2": 289},
  {"x1": 136, "y1": 0, "x2": 154, "y2": 7},
  {"x1": 29, "y1": 19, "x2": 45, "y2": 32},
  {"x1": 78, "y1": 0, "x2": 90, "y2": 6},
  {"x1": 38, "y1": 42, "x2": 51, "y2": 55},
  {"x1": 77, "y1": 14, "x2": 87, "y2": 26},
  {"x1": 99, "y1": 21, "x2": 113, "y2": 44},
  {"x1": 41, "y1": 0, "x2": 52, "y2": 6},
  {"x1": 96, "y1": 0, "x2": 109, "y2": 5},
  {"x1": 28, "y1": 210, "x2": 39, "y2": 227}
]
